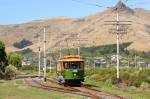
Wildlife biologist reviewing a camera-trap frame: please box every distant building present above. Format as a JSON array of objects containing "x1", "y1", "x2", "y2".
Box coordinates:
[
  {"x1": 22, "y1": 60, "x2": 32, "y2": 66},
  {"x1": 94, "y1": 57, "x2": 107, "y2": 67}
]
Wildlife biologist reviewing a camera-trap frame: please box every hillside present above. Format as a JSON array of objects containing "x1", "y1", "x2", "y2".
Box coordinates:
[{"x1": 0, "y1": 1, "x2": 150, "y2": 52}]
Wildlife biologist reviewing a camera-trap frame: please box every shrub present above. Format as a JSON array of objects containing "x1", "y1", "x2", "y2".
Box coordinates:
[
  {"x1": 7, "y1": 52, "x2": 22, "y2": 69},
  {"x1": 120, "y1": 72, "x2": 130, "y2": 85},
  {"x1": 140, "y1": 82, "x2": 149, "y2": 89},
  {"x1": 130, "y1": 76, "x2": 142, "y2": 87},
  {"x1": 21, "y1": 65, "x2": 33, "y2": 70},
  {"x1": 21, "y1": 65, "x2": 38, "y2": 71},
  {"x1": 89, "y1": 74, "x2": 104, "y2": 81},
  {"x1": 85, "y1": 67, "x2": 150, "y2": 87},
  {"x1": 5, "y1": 65, "x2": 18, "y2": 79},
  {"x1": 105, "y1": 79, "x2": 113, "y2": 86}
]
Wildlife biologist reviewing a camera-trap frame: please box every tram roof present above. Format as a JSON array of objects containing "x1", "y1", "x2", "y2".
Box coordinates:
[{"x1": 58, "y1": 55, "x2": 84, "y2": 62}]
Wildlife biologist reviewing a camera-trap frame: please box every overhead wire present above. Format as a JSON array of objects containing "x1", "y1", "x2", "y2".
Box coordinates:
[
  {"x1": 71, "y1": 0, "x2": 111, "y2": 8},
  {"x1": 70, "y1": 0, "x2": 150, "y2": 50}
]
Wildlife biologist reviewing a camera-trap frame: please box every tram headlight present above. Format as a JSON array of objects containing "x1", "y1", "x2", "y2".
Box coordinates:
[{"x1": 74, "y1": 73, "x2": 76, "y2": 76}]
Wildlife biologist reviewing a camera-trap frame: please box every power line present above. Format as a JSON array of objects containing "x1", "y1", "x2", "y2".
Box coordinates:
[{"x1": 71, "y1": 0, "x2": 110, "y2": 8}]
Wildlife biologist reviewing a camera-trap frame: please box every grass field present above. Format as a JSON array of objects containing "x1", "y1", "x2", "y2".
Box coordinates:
[
  {"x1": 84, "y1": 78, "x2": 150, "y2": 99},
  {"x1": 0, "y1": 80, "x2": 86, "y2": 99},
  {"x1": 18, "y1": 68, "x2": 150, "y2": 99}
]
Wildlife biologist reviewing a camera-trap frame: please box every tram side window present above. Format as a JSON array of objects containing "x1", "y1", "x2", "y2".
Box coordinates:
[
  {"x1": 64, "y1": 62, "x2": 69, "y2": 69},
  {"x1": 78, "y1": 62, "x2": 83, "y2": 69}
]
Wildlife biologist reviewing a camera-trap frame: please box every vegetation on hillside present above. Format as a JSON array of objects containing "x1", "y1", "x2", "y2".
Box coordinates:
[
  {"x1": 18, "y1": 48, "x2": 34, "y2": 56},
  {"x1": 49, "y1": 42, "x2": 131, "y2": 57},
  {"x1": 13, "y1": 39, "x2": 33, "y2": 49}
]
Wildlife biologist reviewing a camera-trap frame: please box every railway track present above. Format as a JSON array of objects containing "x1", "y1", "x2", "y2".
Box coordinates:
[
  {"x1": 24, "y1": 77, "x2": 126, "y2": 99},
  {"x1": 47, "y1": 78, "x2": 125, "y2": 99},
  {"x1": 24, "y1": 77, "x2": 96, "y2": 98}
]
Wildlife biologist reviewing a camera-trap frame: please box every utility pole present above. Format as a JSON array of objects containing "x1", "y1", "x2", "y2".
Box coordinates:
[
  {"x1": 43, "y1": 28, "x2": 47, "y2": 82},
  {"x1": 116, "y1": 10, "x2": 120, "y2": 79},
  {"x1": 134, "y1": 54, "x2": 137, "y2": 68},
  {"x1": 128, "y1": 55, "x2": 130, "y2": 68},
  {"x1": 71, "y1": 33, "x2": 87, "y2": 55},
  {"x1": 38, "y1": 34, "x2": 41, "y2": 79},
  {"x1": 59, "y1": 42, "x2": 62, "y2": 58},
  {"x1": 62, "y1": 33, "x2": 87, "y2": 56},
  {"x1": 105, "y1": 1, "x2": 131, "y2": 80},
  {"x1": 49, "y1": 56, "x2": 52, "y2": 73},
  {"x1": 77, "y1": 34, "x2": 80, "y2": 56}
]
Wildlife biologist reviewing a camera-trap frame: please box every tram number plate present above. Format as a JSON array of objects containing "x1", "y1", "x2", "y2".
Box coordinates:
[{"x1": 73, "y1": 69, "x2": 78, "y2": 72}]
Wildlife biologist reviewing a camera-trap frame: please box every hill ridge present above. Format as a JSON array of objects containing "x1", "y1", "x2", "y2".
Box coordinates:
[{"x1": 0, "y1": 3, "x2": 150, "y2": 52}]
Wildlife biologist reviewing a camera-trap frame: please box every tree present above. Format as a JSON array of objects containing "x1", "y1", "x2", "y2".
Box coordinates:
[
  {"x1": 7, "y1": 52, "x2": 22, "y2": 69},
  {"x1": 0, "y1": 41, "x2": 7, "y2": 77}
]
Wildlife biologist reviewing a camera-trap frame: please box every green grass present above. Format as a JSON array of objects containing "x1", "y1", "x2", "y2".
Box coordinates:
[
  {"x1": 19, "y1": 68, "x2": 150, "y2": 99},
  {"x1": 0, "y1": 80, "x2": 86, "y2": 99},
  {"x1": 20, "y1": 69, "x2": 57, "y2": 78},
  {"x1": 84, "y1": 78, "x2": 150, "y2": 99},
  {"x1": 84, "y1": 67, "x2": 150, "y2": 99}
]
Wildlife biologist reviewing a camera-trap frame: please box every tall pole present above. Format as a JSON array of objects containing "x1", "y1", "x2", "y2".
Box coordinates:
[
  {"x1": 50, "y1": 57, "x2": 52, "y2": 73},
  {"x1": 104, "y1": 0, "x2": 131, "y2": 80},
  {"x1": 128, "y1": 55, "x2": 130, "y2": 68},
  {"x1": 116, "y1": 10, "x2": 120, "y2": 79},
  {"x1": 43, "y1": 28, "x2": 47, "y2": 82},
  {"x1": 77, "y1": 34, "x2": 80, "y2": 55},
  {"x1": 38, "y1": 34, "x2": 41, "y2": 78},
  {"x1": 59, "y1": 42, "x2": 62, "y2": 58},
  {"x1": 134, "y1": 55, "x2": 137, "y2": 68}
]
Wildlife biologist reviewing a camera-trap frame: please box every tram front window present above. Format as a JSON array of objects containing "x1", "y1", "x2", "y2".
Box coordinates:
[{"x1": 71, "y1": 63, "x2": 77, "y2": 69}]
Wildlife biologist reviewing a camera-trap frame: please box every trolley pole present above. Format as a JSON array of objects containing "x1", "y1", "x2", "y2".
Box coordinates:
[{"x1": 43, "y1": 28, "x2": 47, "y2": 82}]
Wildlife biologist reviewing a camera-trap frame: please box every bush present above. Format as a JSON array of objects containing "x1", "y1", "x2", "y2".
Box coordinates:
[
  {"x1": 120, "y1": 72, "x2": 130, "y2": 85},
  {"x1": 21, "y1": 65, "x2": 33, "y2": 70},
  {"x1": 7, "y1": 52, "x2": 22, "y2": 69},
  {"x1": 89, "y1": 74, "x2": 104, "y2": 80},
  {"x1": 5, "y1": 65, "x2": 18, "y2": 79},
  {"x1": 21, "y1": 65, "x2": 38, "y2": 71},
  {"x1": 105, "y1": 79, "x2": 113, "y2": 86},
  {"x1": 140, "y1": 82, "x2": 149, "y2": 89},
  {"x1": 86, "y1": 67, "x2": 150, "y2": 87},
  {"x1": 85, "y1": 67, "x2": 117, "y2": 83}
]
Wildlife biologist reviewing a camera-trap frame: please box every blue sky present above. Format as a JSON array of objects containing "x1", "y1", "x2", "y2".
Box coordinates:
[{"x1": 0, "y1": 0, "x2": 149, "y2": 24}]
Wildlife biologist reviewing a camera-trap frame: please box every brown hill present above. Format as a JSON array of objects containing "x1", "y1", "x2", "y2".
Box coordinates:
[{"x1": 0, "y1": 1, "x2": 150, "y2": 52}]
